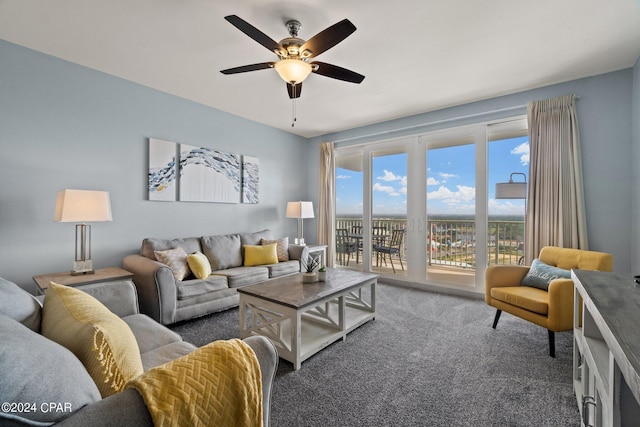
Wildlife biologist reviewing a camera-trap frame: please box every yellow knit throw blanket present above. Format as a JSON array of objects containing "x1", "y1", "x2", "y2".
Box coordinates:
[{"x1": 127, "y1": 339, "x2": 263, "y2": 427}]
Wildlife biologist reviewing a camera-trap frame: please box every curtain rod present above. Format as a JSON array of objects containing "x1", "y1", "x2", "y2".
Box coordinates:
[
  {"x1": 333, "y1": 105, "x2": 525, "y2": 144},
  {"x1": 333, "y1": 95, "x2": 580, "y2": 145}
]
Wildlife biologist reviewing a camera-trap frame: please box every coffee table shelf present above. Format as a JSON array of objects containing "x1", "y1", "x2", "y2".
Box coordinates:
[{"x1": 238, "y1": 269, "x2": 377, "y2": 370}]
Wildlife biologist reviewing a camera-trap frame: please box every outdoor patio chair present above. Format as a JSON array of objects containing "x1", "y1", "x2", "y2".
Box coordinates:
[
  {"x1": 373, "y1": 229, "x2": 405, "y2": 273},
  {"x1": 336, "y1": 228, "x2": 358, "y2": 266}
]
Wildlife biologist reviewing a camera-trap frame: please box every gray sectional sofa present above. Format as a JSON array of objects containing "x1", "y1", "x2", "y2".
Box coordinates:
[
  {"x1": 123, "y1": 229, "x2": 308, "y2": 325},
  {"x1": 0, "y1": 277, "x2": 278, "y2": 427}
]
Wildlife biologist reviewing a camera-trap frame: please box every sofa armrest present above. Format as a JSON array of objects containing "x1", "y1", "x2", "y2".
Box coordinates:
[
  {"x1": 243, "y1": 336, "x2": 278, "y2": 427},
  {"x1": 76, "y1": 280, "x2": 139, "y2": 317},
  {"x1": 122, "y1": 254, "x2": 178, "y2": 325},
  {"x1": 57, "y1": 388, "x2": 153, "y2": 427},
  {"x1": 288, "y1": 245, "x2": 309, "y2": 272}
]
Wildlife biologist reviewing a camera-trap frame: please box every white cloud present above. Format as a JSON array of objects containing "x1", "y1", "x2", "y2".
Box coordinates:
[
  {"x1": 427, "y1": 177, "x2": 440, "y2": 186},
  {"x1": 511, "y1": 142, "x2": 530, "y2": 165},
  {"x1": 373, "y1": 182, "x2": 401, "y2": 197},
  {"x1": 377, "y1": 169, "x2": 403, "y2": 182},
  {"x1": 439, "y1": 172, "x2": 458, "y2": 180},
  {"x1": 336, "y1": 174, "x2": 351, "y2": 179},
  {"x1": 427, "y1": 185, "x2": 475, "y2": 203}
]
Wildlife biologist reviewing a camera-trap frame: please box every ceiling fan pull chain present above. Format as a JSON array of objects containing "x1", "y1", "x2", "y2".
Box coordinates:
[{"x1": 291, "y1": 85, "x2": 297, "y2": 127}]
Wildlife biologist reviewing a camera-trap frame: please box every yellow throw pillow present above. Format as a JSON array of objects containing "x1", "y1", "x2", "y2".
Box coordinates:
[
  {"x1": 261, "y1": 237, "x2": 290, "y2": 262},
  {"x1": 154, "y1": 246, "x2": 191, "y2": 281},
  {"x1": 41, "y1": 283, "x2": 144, "y2": 398},
  {"x1": 187, "y1": 251, "x2": 212, "y2": 279},
  {"x1": 244, "y1": 243, "x2": 278, "y2": 266}
]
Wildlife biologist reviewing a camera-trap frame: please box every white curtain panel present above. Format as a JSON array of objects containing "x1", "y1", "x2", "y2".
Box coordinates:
[
  {"x1": 525, "y1": 94, "x2": 588, "y2": 264},
  {"x1": 318, "y1": 142, "x2": 336, "y2": 267}
]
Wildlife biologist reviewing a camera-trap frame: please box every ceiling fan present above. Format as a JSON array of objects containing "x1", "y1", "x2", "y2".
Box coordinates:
[{"x1": 220, "y1": 15, "x2": 365, "y2": 100}]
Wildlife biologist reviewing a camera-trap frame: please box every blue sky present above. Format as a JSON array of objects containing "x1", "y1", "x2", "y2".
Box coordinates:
[{"x1": 336, "y1": 136, "x2": 529, "y2": 216}]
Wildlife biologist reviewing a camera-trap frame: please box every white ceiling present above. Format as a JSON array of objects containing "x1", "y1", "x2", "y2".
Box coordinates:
[{"x1": 1, "y1": 0, "x2": 639, "y2": 138}]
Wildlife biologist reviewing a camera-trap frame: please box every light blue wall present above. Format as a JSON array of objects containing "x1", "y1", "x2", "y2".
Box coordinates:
[
  {"x1": 309, "y1": 69, "x2": 635, "y2": 274},
  {"x1": 0, "y1": 40, "x2": 309, "y2": 291}
]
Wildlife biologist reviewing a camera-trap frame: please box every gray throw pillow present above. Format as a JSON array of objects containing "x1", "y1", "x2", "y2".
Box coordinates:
[
  {"x1": 521, "y1": 258, "x2": 571, "y2": 290},
  {"x1": 0, "y1": 315, "x2": 101, "y2": 426},
  {"x1": 201, "y1": 234, "x2": 243, "y2": 270},
  {"x1": 0, "y1": 277, "x2": 41, "y2": 332}
]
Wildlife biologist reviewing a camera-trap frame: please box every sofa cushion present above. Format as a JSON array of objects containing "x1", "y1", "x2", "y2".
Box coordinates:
[
  {"x1": 240, "y1": 229, "x2": 273, "y2": 247},
  {"x1": 0, "y1": 277, "x2": 42, "y2": 332},
  {"x1": 202, "y1": 234, "x2": 243, "y2": 270},
  {"x1": 244, "y1": 243, "x2": 279, "y2": 267},
  {"x1": 154, "y1": 246, "x2": 192, "y2": 281},
  {"x1": 261, "y1": 237, "x2": 290, "y2": 262},
  {"x1": 139, "y1": 341, "x2": 198, "y2": 371},
  {"x1": 122, "y1": 313, "x2": 184, "y2": 354},
  {"x1": 0, "y1": 315, "x2": 101, "y2": 426},
  {"x1": 41, "y1": 283, "x2": 144, "y2": 398},
  {"x1": 176, "y1": 275, "x2": 229, "y2": 300},
  {"x1": 141, "y1": 236, "x2": 201, "y2": 260},
  {"x1": 521, "y1": 258, "x2": 571, "y2": 291},
  {"x1": 214, "y1": 266, "x2": 270, "y2": 288},
  {"x1": 268, "y1": 260, "x2": 301, "y2": 278},
  {"x1": 187, "y1": 251, "x2": 213, "y2": 279}
]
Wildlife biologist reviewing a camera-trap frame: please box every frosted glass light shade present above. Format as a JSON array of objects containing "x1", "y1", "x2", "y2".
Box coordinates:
[{"x1": 274, "y1": 59, "x2": 313, "y2": 84}]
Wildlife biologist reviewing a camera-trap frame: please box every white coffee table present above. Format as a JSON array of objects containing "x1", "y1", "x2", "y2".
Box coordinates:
[{"x1": 238, "y1": 268, "x2": 377, "y2": 370}]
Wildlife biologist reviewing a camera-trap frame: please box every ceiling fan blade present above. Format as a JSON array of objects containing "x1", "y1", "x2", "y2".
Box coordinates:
[
  {"x1": 224, "y1": 15, "x2": 284, "y2": 54},
  {"x1": 311, "y1": 61, "x2": 365, "y2": 84},
  {"x1": 220, "y1": 62, "x2": 275, "y2": 75},
  {"x1": 287, "y1": 82, "x2": 302, "y2": 99},
  {"x1": 300, "y1": 19, "x2": 356, "y2": 58}
]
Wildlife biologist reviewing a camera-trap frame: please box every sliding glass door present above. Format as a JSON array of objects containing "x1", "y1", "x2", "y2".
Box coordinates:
[{"x1": 334, "y1": 116, "x2": 527, "y2": 294}]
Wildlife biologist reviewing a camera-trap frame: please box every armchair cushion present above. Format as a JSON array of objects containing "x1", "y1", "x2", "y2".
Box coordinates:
[
  {"x1": 42, "y1": 283, "x2": 144, "y2": 398},
  {"x1": 521, "y1": 258, "x2": 571, "y2": 291},
  {"x1": 490, "y1": 286, "x2": 549, "y2": 315}
]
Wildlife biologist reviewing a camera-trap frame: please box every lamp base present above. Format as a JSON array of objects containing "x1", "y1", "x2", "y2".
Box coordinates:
[{"x1": 71, "y1": 260, "x2": 95, "y2": 276}]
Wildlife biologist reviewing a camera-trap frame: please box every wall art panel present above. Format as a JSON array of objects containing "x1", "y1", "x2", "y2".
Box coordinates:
[
  {"x1": 148, "y1": 138, "x2": 177, "y2": 201},
  {"x1": 179, "y1": 144, "x2": 241, "y2": 203},
  {"x1": 242, "y1": 155, "x2": 259, "y2": 204}
]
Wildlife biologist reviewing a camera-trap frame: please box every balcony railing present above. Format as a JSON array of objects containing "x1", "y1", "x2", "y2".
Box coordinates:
[{"x1": 336, "y1": 217, "x2": 525, "y2": 269}]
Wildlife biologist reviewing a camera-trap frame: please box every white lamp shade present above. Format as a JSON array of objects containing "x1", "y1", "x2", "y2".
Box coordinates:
[
  {"x1": 495, "y1": 182, "x2": 527, "y2": 199},
  {"x1": 274, "y1": 59, "x2": 313, "y2": 84},
  {"x1": 286, "y1": 201, "x2": 314, "y2": 219},
  {"x1": 54, "y1": 189, "x2": 112, "y2": 222}
]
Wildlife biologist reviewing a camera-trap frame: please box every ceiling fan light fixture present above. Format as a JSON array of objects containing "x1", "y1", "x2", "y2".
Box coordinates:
[{"x1": 274, "y1": 59, "x2": 312, "y2": 84}]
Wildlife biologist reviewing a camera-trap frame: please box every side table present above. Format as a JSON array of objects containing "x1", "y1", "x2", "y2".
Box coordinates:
[
  {"x1": 33, "y1": 266, "x2": 133, "y2": 295},
  {"x1": 305, "y1": 244, "x2": 328, "y2": 267}
]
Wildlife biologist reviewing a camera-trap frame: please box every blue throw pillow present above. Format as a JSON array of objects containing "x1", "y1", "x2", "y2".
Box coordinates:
[{"x1": 521, "y1": 258, "x2": 571, "y2": 290}]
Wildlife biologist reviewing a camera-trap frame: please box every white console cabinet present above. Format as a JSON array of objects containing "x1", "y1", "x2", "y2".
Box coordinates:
[{"x1": 572, "y1": 270, "x2": 640, "y2": 427}]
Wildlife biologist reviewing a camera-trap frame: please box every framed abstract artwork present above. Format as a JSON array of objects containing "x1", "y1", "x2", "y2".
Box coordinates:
[
  {"x1": 242, "y1": 155, "x2": 259, "y2": 204},
  {"x1": 178, "y1": 144, "x2": 241, "y2": 203},
  {"x1": 148, "y1": 138, "x2": 177, "y2": 201}
]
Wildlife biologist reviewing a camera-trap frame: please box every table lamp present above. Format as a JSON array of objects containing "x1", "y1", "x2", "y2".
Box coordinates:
[
  {"x1": 286, "y1": 201, "x2": 314, "y2": 245},
  {"x1": 54, "y1": 189, "x2": 112, "y2": 275}
]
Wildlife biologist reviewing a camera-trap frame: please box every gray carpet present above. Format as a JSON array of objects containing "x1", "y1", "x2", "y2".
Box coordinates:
[{"x1": 171, "y1": 282, "x2": 579, "y2": 427}]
